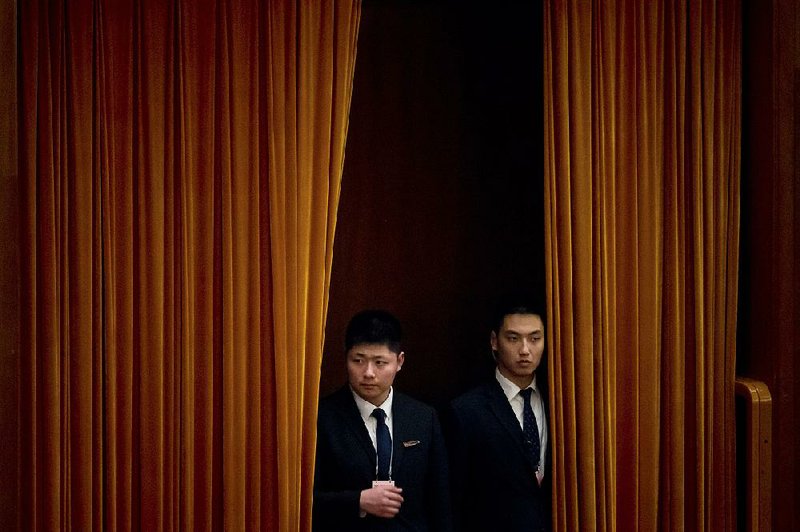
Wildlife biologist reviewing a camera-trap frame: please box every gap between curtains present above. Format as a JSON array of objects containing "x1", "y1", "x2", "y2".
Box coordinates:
[
  {"x1": 544, "y1": 1, "x2": 740, "y2": 530},
  {"x1": 18, "y1": 1, "x2": 360, "y2": 530}
]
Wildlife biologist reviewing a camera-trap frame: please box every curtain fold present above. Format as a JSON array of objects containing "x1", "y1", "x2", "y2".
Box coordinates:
[
  {"x1": 19, "y1": 0, "x2": 361, "y2": 530},
  {"x1": 544, "y1": 1, "x2": 740, "y2": 530}
]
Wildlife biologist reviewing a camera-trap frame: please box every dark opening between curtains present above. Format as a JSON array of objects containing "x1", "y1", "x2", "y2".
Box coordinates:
[{"x1": 321, "y1": 0, "x2": 545, "y2": 410}]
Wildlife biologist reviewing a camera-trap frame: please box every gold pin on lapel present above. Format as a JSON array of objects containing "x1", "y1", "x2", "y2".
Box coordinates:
[{"x1": 402, "y1": 440, "x2": 420, "y2": 448}]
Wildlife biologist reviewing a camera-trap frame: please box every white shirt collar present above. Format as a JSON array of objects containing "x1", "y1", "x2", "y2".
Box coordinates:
[
  {"x1": 351, "y1": 386, "x2": 394, "y2": 422},
  {"x1": 495, "y1": 367, "x2": 538, "y2": 401}
]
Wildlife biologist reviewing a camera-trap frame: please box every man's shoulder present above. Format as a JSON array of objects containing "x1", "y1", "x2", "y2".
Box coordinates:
[
  {"x1": 317, "y1": 386, "x2": 353, "y2": 415},
  {"x1": 450, "y1": 380, "x2": 499, "y2": 411},
  {"x1": 393, "y1": 391, "x2": 436, "y2": 415}
]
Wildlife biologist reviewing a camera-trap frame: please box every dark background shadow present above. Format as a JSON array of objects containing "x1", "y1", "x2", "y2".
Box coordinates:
[{"x1": 321, "y1": 0, "x2": 544, "y2": 410}]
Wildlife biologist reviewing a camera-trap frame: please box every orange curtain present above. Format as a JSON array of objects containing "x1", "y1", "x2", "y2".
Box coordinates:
[
  {"x1": 18, "y1": 0, "x2": 360, "y2": 530},
  {"x1": 544, "y1": 1, "x2": 740, "y2": 530}
]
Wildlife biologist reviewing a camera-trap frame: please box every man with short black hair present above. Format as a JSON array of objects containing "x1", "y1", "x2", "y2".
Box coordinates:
[
  {"x1": 445, "y1": 293, "x2": 550, "y2": 532},
  {"x1": 313, "y1": 310, "x2": 452, "y2": 531}
]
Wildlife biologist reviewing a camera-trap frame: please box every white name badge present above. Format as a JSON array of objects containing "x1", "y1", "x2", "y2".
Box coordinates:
[{"x1": 372, "y1": 480, "x2": 395, "y2": 488}]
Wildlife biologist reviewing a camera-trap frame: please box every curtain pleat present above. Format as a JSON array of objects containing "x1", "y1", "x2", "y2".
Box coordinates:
[
  {"x1": 263, "y1": 3, "x2": 361, "y2": 528},
  {"x1": 544, "y1": 1, "x2": 740, "y2": 530},
  {"x1": 19, "y1": 1, "x2": 361, "y2": 530}
]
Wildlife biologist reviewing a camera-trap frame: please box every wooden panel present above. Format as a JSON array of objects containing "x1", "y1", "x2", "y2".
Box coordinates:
[
  {"x1": 0, "y1": 0, "x2": 18, "y2": 529},
  {"x1": 735, "y1": 377, "x2": 773, "y2": 532},
  {"x1": 739, "y1": 0, "x2": 799, "y2": 528}
]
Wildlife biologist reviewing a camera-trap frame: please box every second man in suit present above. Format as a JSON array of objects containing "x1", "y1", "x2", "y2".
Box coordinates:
[
  {"x1": 445, "y1": 293, "x2": 550, "y2": 532},
  {"x1": 313, "y1": 310, "x2": 452, "y2": 531}
]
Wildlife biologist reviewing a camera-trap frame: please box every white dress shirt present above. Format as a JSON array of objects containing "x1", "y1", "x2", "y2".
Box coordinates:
[{"x1": 496, "y1": 368, "x2": 548, "y2": 480}]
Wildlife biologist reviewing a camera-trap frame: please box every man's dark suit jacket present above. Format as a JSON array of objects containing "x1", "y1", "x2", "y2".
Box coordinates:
[
  {"x1": 313, "y1": 386, "x2": 452, "y2": 532},
  {"x1": 445, "y1": 379, "x2": 550, "y2": 532}
]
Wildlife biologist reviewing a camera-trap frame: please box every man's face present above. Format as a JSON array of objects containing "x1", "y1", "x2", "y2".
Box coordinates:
[
  {"x1": 346, "y1": 343, "x2": 404, "y2": 406},
  {"x1": 491, "y1": 313, "x2": 545, "y2": 388}
]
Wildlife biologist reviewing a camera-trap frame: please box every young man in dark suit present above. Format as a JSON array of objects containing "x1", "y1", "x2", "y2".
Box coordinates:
[
  {"x1": 313, "y1": 310, "x2": 452, "y2": 531},
  {"x1": 445, "y1": 294, "x2": 550, "y2": 532}
]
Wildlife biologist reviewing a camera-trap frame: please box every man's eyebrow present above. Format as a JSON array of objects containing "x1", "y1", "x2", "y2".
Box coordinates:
[
  {"x1": 504, "y1": 328, "x2": 543, "y2": 335},
  {"x1": 351, "y1": 352, "x2": 391, "y2": 358}
]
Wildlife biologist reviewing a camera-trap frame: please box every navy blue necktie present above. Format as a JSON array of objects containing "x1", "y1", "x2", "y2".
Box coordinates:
[
  {"x1": 372, "y1": 408, "x2": 392, "y2": 480},
  {"x1": 520, "y1": 388, "x2": 541, "y2": 471}
]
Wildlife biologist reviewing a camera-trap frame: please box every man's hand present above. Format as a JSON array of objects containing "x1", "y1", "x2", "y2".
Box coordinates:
[{"x1": 359, "y1": 484, "x2": 404, "y2": 518}]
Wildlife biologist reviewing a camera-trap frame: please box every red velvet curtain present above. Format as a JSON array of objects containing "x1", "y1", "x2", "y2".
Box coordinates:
[
  {"x1": 18, "y1": 1, "x2": 360, "y2": 529},
  {"x1": 544, "y1": 1, "x2": 740, "y2": 529}
]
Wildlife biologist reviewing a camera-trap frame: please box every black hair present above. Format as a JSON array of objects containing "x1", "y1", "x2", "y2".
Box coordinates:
[
  {"x1": 344, "y1": 309, "x2": 402, "y2": 354},
  {"x1": 490, "y1": 291, "x2": 546, "y2": 334}
]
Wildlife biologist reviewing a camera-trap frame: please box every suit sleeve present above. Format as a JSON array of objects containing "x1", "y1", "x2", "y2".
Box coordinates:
[
  {"x1": 441, "y1": 401, "x2": 471, "y2": 532},
  {"x1": 312, "y1": 409, "x2": 364, "y2": 530},
  {"x1": 312, "y1": 473, "x2": 361, "y2": 527},
  {"x1": 426, "y1": 409, "x2": 454, "y2": 532}
]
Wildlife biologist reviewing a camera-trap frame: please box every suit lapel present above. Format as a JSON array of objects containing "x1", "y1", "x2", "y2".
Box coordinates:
[
  {"x1": 389, "y1": 393, "x2": 409, "y2": 476},
  {"x1": 333, "y1": 387, "x2": 377, "y2": 471},
  {"x1": 484, "y1": 380, "x2": 537, "y2": 472}
]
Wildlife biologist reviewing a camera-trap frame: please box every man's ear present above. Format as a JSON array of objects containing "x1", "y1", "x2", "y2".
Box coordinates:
[
  {"x1": 490, "y1": 331, "x2": 498, "y2": 352},
  {"x1": 397, "y1": 351, "x2": 405, "y2": 370}
]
